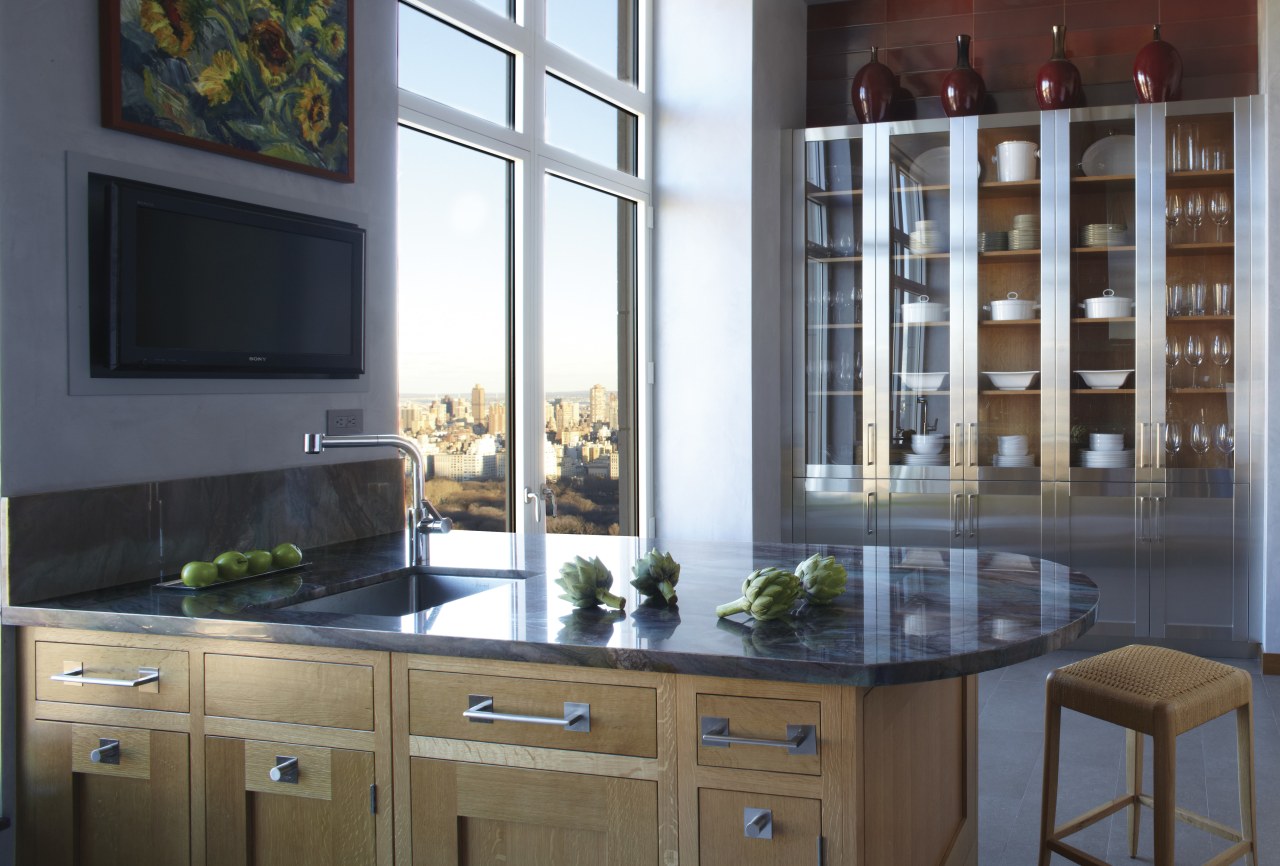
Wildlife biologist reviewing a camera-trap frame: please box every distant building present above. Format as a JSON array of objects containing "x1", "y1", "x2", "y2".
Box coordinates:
[
  {"x1": 471, "y1": 384, "x2": 486, "y2": 425},
  {"x1": 486, "y1": 402, "x2": 506, "y2": 437},
  {"x1": 429, "y1": 451, "x2": 507, "y2": 481},
  {"x1": 588, "y1": 384, "x2": 608, "y2": 423}
]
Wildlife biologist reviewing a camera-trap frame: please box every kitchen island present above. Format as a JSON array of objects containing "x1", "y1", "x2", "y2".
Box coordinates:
[{"x1": 3, "y1": 531, "x2": 1097, "y2": 865}]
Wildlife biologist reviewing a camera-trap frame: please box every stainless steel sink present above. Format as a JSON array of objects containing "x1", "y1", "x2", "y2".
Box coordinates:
[{"x1": 282, "y1": 567, "x2": 526, "y2": 617}]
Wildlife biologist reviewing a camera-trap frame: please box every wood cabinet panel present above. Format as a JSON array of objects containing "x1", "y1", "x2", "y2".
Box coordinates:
[
  {"x1": 408, "y1": 669, "x2": 657, "y2": 758},
  {"x1": 205, "y1": 654, "x2": 374, "y2": 730},
  {"x1": 694, "y1": 693, "x2": 822, "y2": 776},
  {"x1": 697, "y1": 788, "x2": 821, "y2": 866},
  {"x1": 35, "y1": 641, "x2": 189, "y2": 712},
  {"x1": 410, "y1": 757, "x2": 658, "y2": 866}
]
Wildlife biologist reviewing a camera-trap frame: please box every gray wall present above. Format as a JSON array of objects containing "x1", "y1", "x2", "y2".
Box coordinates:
[
  {"x1": 653, "y1": 0, "x2": 805, "y2": 543},
  {"x1": 0, "y1": 2, "x2": 399, "y2": 497}
]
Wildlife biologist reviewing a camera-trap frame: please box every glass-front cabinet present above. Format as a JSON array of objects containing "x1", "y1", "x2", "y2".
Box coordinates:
[{"x1": 790, "y1": 97, "x2": 1259, "y2": 653}]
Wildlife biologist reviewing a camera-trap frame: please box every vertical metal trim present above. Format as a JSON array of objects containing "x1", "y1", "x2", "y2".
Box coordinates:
[
  {"x1": 952, "y1": 115, "x2": 972, "y2": 482},
  {"x1": 1234, "y1": 96, "x2": 1253, "y2": 479},
  {"x1": 1145, "y1": 483, "x2": 1164, "y2": 637},
  {"x1": 1135, "y1": 103, "x2": 1159, "y2": 485},
  {"x1": 961, "y1": 114, "x2": 980, "y2": 481},
  {"x1": 871, "y1": 123, "x2": 892, "y2": 473},
  {"x1": 1040, "y1": 110, "x2": 1058, "y2": 481},
  {"x1": 1052, "y1": 109, "x2": 1073, "y2": 482}
]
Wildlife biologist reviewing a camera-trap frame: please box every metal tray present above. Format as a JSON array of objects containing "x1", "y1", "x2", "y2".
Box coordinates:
[{"x1": 155, "y1": 562, "x2": 309, "y2": 592}]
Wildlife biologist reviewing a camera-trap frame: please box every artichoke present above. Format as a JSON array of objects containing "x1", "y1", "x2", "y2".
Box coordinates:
[
  {"x1": 630, "y1": 549, "x2": 681, "y2": 605},
  {"x1": 795, "y1": 554, "x2": 848, "y2": 605},
  {"x1": 630, "y1": 599, "x2": 682, "y2": 642},
  {"x1": 556, "y1": 555, "x2": 626, "y2": 610},
  {"x1": 557, "y1": 608, "x2": 625, "y2": 645},
  {"x1": 715, "y1": 567, "x2": 802, "y2": 621}
]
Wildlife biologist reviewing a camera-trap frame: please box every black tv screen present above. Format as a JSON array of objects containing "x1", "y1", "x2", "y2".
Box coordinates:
[{"x1": 89, "y1": 173, "x2": 365, "y2": 378}]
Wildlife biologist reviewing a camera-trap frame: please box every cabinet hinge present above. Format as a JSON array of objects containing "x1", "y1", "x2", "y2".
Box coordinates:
[{"x1": 370, "y1": 783, "x2": 377, "y2": 815}]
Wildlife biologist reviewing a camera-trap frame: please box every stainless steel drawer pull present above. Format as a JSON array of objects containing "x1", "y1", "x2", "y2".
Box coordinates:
[
  {"x1": 90, "y1": 738, "x2": 120, "y2": 765},
  {"x1": 700, "y1": 716, "x2": 817, "y2": 755},
  {"x1": 52, "y1": 666, "x2": 159, "y2": 688},
  {"x1": 744, "y1": 807, "x2": 773, "y2": 839},
  {"x1": 464, "y1": 695, "x2": 591, "y2": 732},
  {"x1": 269, "y1": 756, "x2": 299, "y2": 784}
]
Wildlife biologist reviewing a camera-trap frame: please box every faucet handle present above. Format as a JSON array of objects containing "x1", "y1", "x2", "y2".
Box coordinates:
[{"x1": 421, "y1": 499, "x2": 452, "y2": 534}]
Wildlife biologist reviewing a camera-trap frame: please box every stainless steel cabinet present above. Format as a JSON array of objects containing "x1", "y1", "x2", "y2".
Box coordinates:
[{"x1": 790, "y1": 97, "x2": 1261, "y2": 652}]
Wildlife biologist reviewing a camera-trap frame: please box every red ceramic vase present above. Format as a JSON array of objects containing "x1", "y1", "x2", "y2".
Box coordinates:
[
  {"x1": 1036, "y1": 25, "x2": 1082, "y2": 110},
  {"x1": 1133, "y1": 24, "x2": 1182, "y2": 103},
  {"x1": 851, "y1": 46, "x2": 895, "y2": 124},
  {"x1": 941, "y1": 34, "x2": 985, "y2": 117}
]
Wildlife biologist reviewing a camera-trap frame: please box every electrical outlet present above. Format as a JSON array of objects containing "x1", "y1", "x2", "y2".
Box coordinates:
[{"x1": 326, "y1": 409, "x2": 363, "y2": 435}]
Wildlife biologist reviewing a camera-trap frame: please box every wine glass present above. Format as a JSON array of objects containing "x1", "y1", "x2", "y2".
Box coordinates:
[
  {"x1": 1209, "y1": 191, "x2": 1231, "y2": 242},
  {"x1": 1165, "y1": 192, "x2": 1182, "y2": 244},
  {"x1": 1184, "y1": 333, "x2": 1205, "y2": 389},
  {"x1": 1214, "y1": 423, "x2": 1235, "y2": 457},
  {"x1": 1164, "y1": 421, "x2": 1183, "y2": 461},
  {"x1": 1210, "y1": 333, "x2": 1232, "y2": 388},
  {"x1": 1189, "y1": 412, "x2": 1212, "y2": 456},
  {"x1": 1184, "y1": 192, "x2": 1205, "y2": 243}
]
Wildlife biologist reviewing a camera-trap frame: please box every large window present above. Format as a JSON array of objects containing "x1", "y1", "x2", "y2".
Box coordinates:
[{"x1": 397, "y1": 0, "x2": 650, "y2": 535}]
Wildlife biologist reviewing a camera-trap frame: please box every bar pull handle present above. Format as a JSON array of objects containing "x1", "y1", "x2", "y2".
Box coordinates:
[
  {"x1": 865, "y1": 423, "x2": 875, "y2": 466},
  {"x1": 953, "y1": 422, "x2": 963, "y2": 466},
  {"x1": 953, "y1": 493, "x2": 964, "y2": 537},
  {"x1": 90, "y1": 738, "x2": 120, "y2": 765},
  {"x1": 465, "y1": 695, "x2": 590, "y2": 732},
  {"x1": 865, "y1": 492, "x2": 875, "y2": 536},
  {"x1": 1154, "y1": 423, "x2": 1165, "y2": 470},
  {"x1": 969, "y1": 423, "x2": 978, "y2": 467},
  {"x1": 967, "y1": 493, "x2": 978, "y2": 539},
  {"x1": 269, "y1": 756, "x2": 299, "y2": 784},
  {"x1": 701, "y1": 716, "x2": 817, "y2": 755},
  {"x1": 52, "y1": 666, "x2": 159, "y2": 689},
  {"x1": 1137, "y1": 422, "x2": 1148, "y2": 468},
  {"x1": 1137, "y1": 496, "x2": 1149, "y2": 543},
  {"x1": 744, "y1": 808, "x2": 773, "y2": 839},
  {"x1": 1153, "y1": 496, "x2": 1165, "y2": 543}
]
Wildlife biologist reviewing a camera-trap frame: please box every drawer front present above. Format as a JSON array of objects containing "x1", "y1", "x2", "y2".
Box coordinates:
[
  {"x1": 409, "y1": 670, "x2": 657, "y2": 758},
  {"x1": 695, "y1": 694, "x2": 822, "y2": 776},
  {"x1": 242, "y1": 739, "x2": 334, "y2": 801},
  {"x1": 698, "y1": 789, "x2": 821, "y2": 866},
  {"x1": 205, "y1": 655, "x2": 374, "y2": 731},
  {"x1": 35, "y1": 641, "x2": 189, "y2": 713},
  {"x1": 70, "y1": 723, "x2": 153, "y2": 780}
]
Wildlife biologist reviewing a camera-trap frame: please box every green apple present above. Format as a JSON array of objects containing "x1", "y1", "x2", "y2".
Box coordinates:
[
  {"x1": 180, "y1": 560, "x2": 219, "y2": 588},
  {"x1": 271, "y1": 542, "x2": 303, "y2": 568},
  {"x1": 213, "y1": 551, "x2": 250, "y2": 581},
  {"x1": 245, "y1": 549, "x2": 274, "y2": 575},
  {"x1": 181, "y1": 596, "x2": 218, "y2": 617}
]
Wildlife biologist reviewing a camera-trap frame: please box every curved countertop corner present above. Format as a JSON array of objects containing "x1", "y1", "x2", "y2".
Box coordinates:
[{"x1": 1, "y1": 531, "x2": 1098, "y2": 687}]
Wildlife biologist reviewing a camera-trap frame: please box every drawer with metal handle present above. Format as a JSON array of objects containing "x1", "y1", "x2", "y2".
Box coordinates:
[
  {"x1": 409, "y1": 669, "x2": 656, "y2": 757},
  {"x1": 35, "y1": 641, "x2": 189, "y2": 713},
  {"x1": 695, "y1": 693, "x2": 822, "y2": 775},
  {"x1": 69, "y1": 724, "x2": 158, "y2": 779}
]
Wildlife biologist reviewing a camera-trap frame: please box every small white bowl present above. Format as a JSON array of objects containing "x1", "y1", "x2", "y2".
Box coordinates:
[
  {"x1": 898, "y1": 372, "x2": 948, "y2": 391},
  {"x1": 983, "y1": 370, "x2": 1038, "y2": 391},
  {"x1": 1077, "y1": 369, "x2": 1133, "y2": 389},
  {"x1": 1089, "y1": 433, "x2": 1126, "y2": 451},
  {"x1": 998, "y1": 441, "x2": 1029, "y2": 457},
  {"x1": 911, "y1": 436, "x2": 946, "y2": 455}
]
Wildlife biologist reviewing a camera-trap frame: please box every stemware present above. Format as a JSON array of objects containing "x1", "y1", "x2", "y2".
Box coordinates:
[
  {"x1": 1209, "y1": 191, "x2": 1231, "y2": 242},
  {"x1": 1184, "y1": 333, "x2": 1205, "y2": 389},
  {"x1": 1184, "y1": 191, "x2": 1205, "y2": 243},
  {"x1": 1164, "y1": 192, "x2": 1182, "y2": 244},
  {"x1": 1210, "y1": 333, "x2": 1232, "y2": 388},
  {"x1": 1164, "y1": 338, "x2": 1181, "y2": 387},
  {"x1": 1189, "y1": 410, "x2": 1212, "y2": 456},
  {"x1": 1164, "y1": 421, "x2": 1183, "y2": 459},
  {"x1": 1213, "y1": 423, "x2": 1235, "y2": 456}
]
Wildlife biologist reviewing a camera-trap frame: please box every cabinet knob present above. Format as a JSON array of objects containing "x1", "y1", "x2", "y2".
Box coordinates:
[
  {"x1": 269, "y1": 756, "x2": 299, "y2": 784},
  {"x1": 89, "y1": 738, "x2": 120, "y2": 765},
  {"x1": 744, "y1": 808, "x2": 773, "y2": 839}
]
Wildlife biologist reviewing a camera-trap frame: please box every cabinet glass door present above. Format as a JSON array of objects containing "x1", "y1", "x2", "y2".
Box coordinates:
[
  {"x1": 804, "y1": 135, "x2": 867, "y2": 476},
  {"x1": 1066, "y1": 111, "x2": 1139, "y2": 477}
]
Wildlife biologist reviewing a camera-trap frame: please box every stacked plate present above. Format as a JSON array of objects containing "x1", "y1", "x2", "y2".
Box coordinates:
[
  {"x1": 1080, "y1": 223, "x2": 1127, "y2": 248},
  {"x1": 903, "y1": 452, "x2": 948, "y2": 466},
  {"x1": 909, "y1": 219, "x2": 945, "y2": 253},
  {"x1": 1079, "y1": 448, "x2": 1136, "y2": 468},
  {"x1": 978, "y1": 231, "x2": 1008, "y2": 252},
  {"x1": 1008, "y1": 214, "x2": 1040, "y2": 250},
  {"x1": 993, "y1": 454, "x2": 1036, "y2": 468}
]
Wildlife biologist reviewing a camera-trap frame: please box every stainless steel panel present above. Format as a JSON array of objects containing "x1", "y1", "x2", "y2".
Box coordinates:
[
  {"x1": 884, "y1": 478, "x2": 956, "y2": 550},
  {"x1": 1056, "y1": 482, "x2": 1145, "y2": 636},
  {"x1": 1137, "y1": 103, "x2": 1161, "y2": 484},
  {"x1": 799, "y1": 477, "x2": 876, "y2": 546},
  {"x1": 968, "y1": 481, "x2": 1049, "y2": 559},
  {"x1": 1149, "y1": 481, "x2": 1237, "y2": 640}
]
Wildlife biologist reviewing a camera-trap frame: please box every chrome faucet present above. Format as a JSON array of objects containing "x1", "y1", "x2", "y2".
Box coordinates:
[{"x1": 303, "y1": 433, "x2": 451, "y2": 566}]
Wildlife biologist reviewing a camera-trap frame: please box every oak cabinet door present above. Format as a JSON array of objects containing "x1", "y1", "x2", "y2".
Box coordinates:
[
  {"x1": 22, "y1": 719, "x2": 190, "y2": 866},
  {"x1": 410, "y1": 757, "x2": 658, "y2": 865},
  {"x1": 205, "y1": 736, "x2": 376, "y2": 866},
  {"x1": 697, "y1": 789, "x2": 821, "y2": 866}
]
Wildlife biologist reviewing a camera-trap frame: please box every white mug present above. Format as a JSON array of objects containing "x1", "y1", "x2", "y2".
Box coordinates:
[{"x1": 993, "y1": 140, "x2": 1039, "y2": 182}]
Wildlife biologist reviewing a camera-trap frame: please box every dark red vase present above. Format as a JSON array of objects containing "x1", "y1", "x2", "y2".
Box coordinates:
[
  {"x1": 941, "y1": 34, "x2": 985, "y2": 117},
  {"x1": 1036, "y1": 25, "x2": 1082, "y2": 110},
  {"x1": 851, "y1": 46, "x2": 895, "y2": 124},
  {"x1": 1133, "y1": 24, "x2": 1182, "y2": 103}
]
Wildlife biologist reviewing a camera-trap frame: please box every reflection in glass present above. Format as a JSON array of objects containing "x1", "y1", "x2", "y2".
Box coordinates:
[
  {"x1": 545, "y1": 75, "x2": 638, "y2": 174},
  {"x1": 398, "y1": 4, "x2": 514, "y2": 128},
  {"x1": 465, "y1": 0, "x2": 513, "y2": 19},
  {"x1": 547, "y1": 0, "x2": 637, "y2": 82}
]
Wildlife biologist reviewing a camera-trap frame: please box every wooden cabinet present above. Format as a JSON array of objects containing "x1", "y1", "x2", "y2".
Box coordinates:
[{"x1": 698, "y1": 789, "x2": 822, "y2": 866}]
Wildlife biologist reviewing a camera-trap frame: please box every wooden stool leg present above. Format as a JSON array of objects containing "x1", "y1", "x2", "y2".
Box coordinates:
[
  {"x1": 1237, "y1": 704, "x2": 1257, "y2": 866},
  {"x1": 1039, "y1": 698, "x2": 1062, "y2": 866},
  {"x1": 1126, "y1": 728, "x2": 1143, "y2": 857},
  {"x1": 1152, "y1": 720, "x2": 1176, "y2": 866}
]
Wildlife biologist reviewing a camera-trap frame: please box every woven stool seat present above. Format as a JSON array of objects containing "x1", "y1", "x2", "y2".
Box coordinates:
[{"x1": 1039, "y1": 645, "x2": 1257, "y2": 866}]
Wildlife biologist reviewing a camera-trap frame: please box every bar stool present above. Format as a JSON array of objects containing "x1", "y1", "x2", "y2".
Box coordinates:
[{"x1": 1038, "y1": 644, "x2": 1257, "y2": 866}]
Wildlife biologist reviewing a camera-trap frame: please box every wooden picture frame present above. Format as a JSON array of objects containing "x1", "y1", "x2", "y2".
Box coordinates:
[{"x1": 99, "y1": 0, "x2": 354, "y2": 183}]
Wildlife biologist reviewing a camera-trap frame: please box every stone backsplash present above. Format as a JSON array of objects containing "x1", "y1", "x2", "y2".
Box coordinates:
[{"x1": 2, "y1": 459, "x2": 404, "y2": 604}]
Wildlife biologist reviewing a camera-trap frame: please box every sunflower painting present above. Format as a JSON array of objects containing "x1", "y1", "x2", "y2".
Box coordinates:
[{"x1": 101, "y1": 0, "x2": 353, "y2": 182}]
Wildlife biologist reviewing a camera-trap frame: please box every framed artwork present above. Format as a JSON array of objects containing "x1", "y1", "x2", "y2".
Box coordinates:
[{"x1": 100, "y1": 0, "x2": 353, "y2": 183}]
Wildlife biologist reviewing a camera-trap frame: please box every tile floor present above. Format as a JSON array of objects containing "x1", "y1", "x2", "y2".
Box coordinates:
[{"x1": 978, "y1": 649, "x2": 1279, "y2": 865}]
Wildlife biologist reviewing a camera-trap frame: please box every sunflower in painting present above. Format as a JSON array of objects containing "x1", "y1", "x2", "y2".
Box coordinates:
[
  {"x1": 294, "y1": 70, "x2": 332, "y2": 146},
  {"x1": 247, "y1": 18, "x2": 295, "y2": 88},
  {"x1": 193, "y1": 50, "x2": 240, "y2": 106},
  {"x1": 140, "y1": 0, "x2": 197, "y2": 57}
]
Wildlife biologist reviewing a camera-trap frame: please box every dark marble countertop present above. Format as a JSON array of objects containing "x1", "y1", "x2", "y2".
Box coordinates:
[{"x1": 0, "y1": 531, "x2": 1098, "y2": 686}]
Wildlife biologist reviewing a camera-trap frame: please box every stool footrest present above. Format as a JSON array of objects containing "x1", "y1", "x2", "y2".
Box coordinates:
[
  {"x1": 1135, "y1": 794, "x2": 1246, "y2": 844},
  {"x1": 1052, "y1": 793, "x2": 1137, "y2": 840},
  {"x1": 1046, "y1": 838, "x2": 1112, "y2": 866},
  {"x1": 1203, "y1": 840, "x2": 1252, "y2": 866}
]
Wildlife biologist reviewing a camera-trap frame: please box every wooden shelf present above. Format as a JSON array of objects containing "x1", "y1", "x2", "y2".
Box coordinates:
[
  {"x1": 979, "y1": 250, "x2": 1040, "y2": 262},
  {"x1": 979, "y1": 179, "x2": 1041, "y2": 197},
  {"x1": 1166, "y1": 169, "x2": 1234, "y2": 187},
  {"x1": 1168, "y1": 241, "x2": 1233, "y2": 256},
  {"x1": 1071, "y1": 173, "x2": 1135, "y2": 186},
  {"x1": 894, "y1": 320, "x2": 950, "y2": 327},
  {"x1": 893, "y1": 252, "x2": 950, "y2": 260},
  {"x1": 893, "y1": 390, "x2": 950, "y2": 396},
  {"x1": 810, "y1": 390, "x2": 863, "y2": 397},
  {"x1": 810, "y1": 255, "x2": 863, "y2": 263},
  {"x1": 1071, "y1": 245, "x2": 1136, "y2": 254},
  {"x1": 807, "y1": 323, "x2": 862, "y2": 330},
  {"x1": 809, "y1": 188, "x2": 863, "y2": 199},
  {"x1": 1166, "y1": 315, "x2": 1233, "y2": 322},
  {"x1": 981, "y1": 319, "x2": 1041, "y2": 326},
  {"x1": 980, "y1": 389, "x2": 1042, "y2": 396},
  {"x1": 895, "y1": 184, "x2": 950, "y2": 194},
  {"x1": 1072, "y1": 317, "x2": 1136, "y2": 324},
  {"x1": 1071, "y1": 388, "x2": 1136, "y2": 394},
  {"x1": 1167, "y1": 387, "x2": 1233, "y2": 395}
]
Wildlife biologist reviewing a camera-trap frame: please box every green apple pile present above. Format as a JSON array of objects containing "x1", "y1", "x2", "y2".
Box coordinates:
[{"x1": 180, "y1": 542, "x2": 303, "y2": 587}]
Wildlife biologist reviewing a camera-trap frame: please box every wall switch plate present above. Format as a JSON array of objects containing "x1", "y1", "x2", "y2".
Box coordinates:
[{"x1": 327, "y1": 409, "x2": 363, "y2": 435}]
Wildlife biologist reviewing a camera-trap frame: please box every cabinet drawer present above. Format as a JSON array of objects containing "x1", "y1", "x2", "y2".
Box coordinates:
[
  {"x1": 698, "y1": 788, "x2": 821, "y2": 865},
  {"x1": 409, "y1": 670, "x2": 657, "y2": 758},
  {"x1": 35, "y1": 641, "x2": 189, "y2": 713},
  {"x1": 205, "y1": 655, "x2": 374, "y2": 731},
  {"x1": 695, "y1": 693, "x2": 821, "y2": 776}
]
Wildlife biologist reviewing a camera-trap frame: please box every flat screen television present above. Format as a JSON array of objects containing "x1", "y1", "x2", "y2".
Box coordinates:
[{"x1": 88, "y1": 173, "x2": 366, "y2": 378}]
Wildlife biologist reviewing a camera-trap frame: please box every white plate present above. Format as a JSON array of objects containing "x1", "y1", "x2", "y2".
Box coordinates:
[
  {"x1": 902, "y1": 453, "x2": 948, "y2": 465},
  {"x1": 909, "y1": 147, "x2": 951, "y2": 185},
  {"x1": 1082, "y1": 134, "x2": 1137, "y2": 177}
]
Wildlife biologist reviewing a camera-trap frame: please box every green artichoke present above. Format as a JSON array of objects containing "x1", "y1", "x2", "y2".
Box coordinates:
[
  {"x1": 557, "y1": 608, "x2": 625, "y2": 645},
  {"x1": 556, "y1": 555, "x2": 626, "y2": 610},
  {"x1": 715, "y1": 567, "x2": 802, "y2": 621},
  {"x1": 796, "y1": 554, "x2": 848, "y2": 605},
  {"x1": 630, "y1": 548, "x2": 681, "y2": 604}
]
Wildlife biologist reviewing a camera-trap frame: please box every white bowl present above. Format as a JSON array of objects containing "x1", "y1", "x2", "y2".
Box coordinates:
[
  {"x1": 998, "y1": 439, "x2": 1029, "y2": 456},
  {"x1": 911, "y1": 435, "x2": 946, "y2": 455},
  {"x1": 901, "y1": 297, "x2": 947, "y2": 323},
  {"x1": 986, "y1": 292, "x2": 1039, "y2": 321},
  {"x1": 898, "y1": 372, "x2": 948, "y2": 391},
  {"x1": 1089, "y1": 433, "x2": 1126, "y2": 451},
  {"x1": 983, "y1": 370, "x2": 1038, "y2": 391},
  {"x1": 1077, "y1": 369, "x2": 1133, "y2": 389}
]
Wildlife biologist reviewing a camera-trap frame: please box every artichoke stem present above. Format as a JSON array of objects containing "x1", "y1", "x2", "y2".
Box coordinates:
[
  {"x1": 715, "y1": 598, "x2": 748, "y2": 618},
  {"x1": 597, "y1": 589, "x2": 627, "y2": 610},
  {"x1": 659, "y1": 581, "x2": 677, "y2": 603}
]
